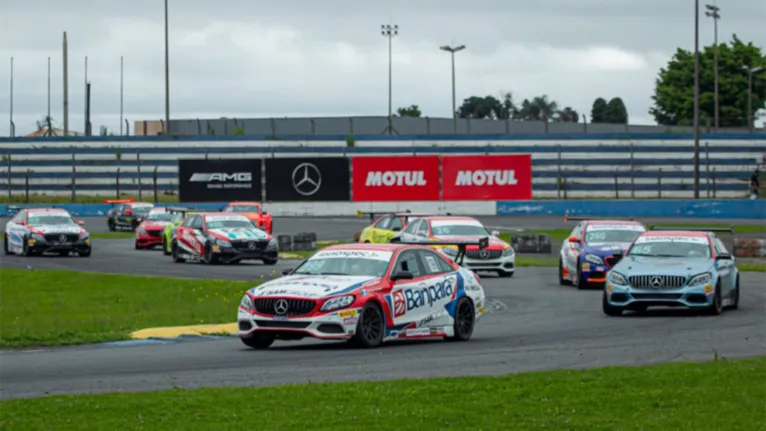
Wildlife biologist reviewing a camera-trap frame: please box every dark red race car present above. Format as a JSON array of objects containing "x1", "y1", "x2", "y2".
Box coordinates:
[{"x1": 135, "y1": 207, "x2": 176, "y2": 249}]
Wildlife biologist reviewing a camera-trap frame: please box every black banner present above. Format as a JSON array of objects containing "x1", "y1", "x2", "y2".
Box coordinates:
[
  {"x1": 178, "y1": 159, "x2": 262, "y2": 202},
  {"x1": 265, "y1": 157, "x2": 350, "y2": 201}
]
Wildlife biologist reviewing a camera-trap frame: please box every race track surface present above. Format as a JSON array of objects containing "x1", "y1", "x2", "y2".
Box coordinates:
[{"x1": 1, "y1": 215, "x2": 765, "y2": 400}]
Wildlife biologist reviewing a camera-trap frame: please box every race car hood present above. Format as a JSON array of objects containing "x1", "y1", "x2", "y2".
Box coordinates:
[
  {"x1": 27, "y1": 224, "x2": 82, "y2": 235},
  {"x1": 613, "y1": 256, "x2": 714, "y2": 276},
  {"x1": 208, "y1": 227, "x2": 270, "y2": 242},
  {"x1": 433, "y1": 235, "x2": 509, "y2": 250},
  {"x1": 249, "y1": 275, "x2": 379, "y2": 299},
  {"x1": 582, "y1": 242, "x2": 633, "y2": 256},
  {"x1": 140, "y1": 221, "x2": 171, "y2": 230}
]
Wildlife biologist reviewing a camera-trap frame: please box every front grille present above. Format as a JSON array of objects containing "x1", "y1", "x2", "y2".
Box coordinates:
[
  {"x1": 232, "y1": 240, "x2": 268, "y2": 251},
  {"x1": 146, "y1": 230, "x2": 163, "y2": 237},
  {"x1": 466, "y1": 250, "x2": 503, "y2": 260},
  {"x1": 629, "y1": 275, "x2": 686, "y2": 289},
  {"x1": 254, "y1": 320, "x2": 311, "y2": 329},
  {"x1": 254, "y1": 298, "x2": 316, "y2": 316},
  {"x1": 44, "y1": 234, "x2": 79, "y2": 243},
  {"x1": 632, "y1": 293, "x2": 683, "y2": 300}
]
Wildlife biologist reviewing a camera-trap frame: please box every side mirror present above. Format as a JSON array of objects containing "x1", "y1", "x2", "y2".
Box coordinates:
[
  {"x1": 282, "y1": 268, "x2": 293, "y2": 275},
  {"x1": 610, "y1": 252, "x2": 624, "y2": 265},
  {"x1": 716, "y1": 253, "x2": 732, "y2": 261},
  {"x1": 491, "y1": 230, "x2": 500, "y2": 237},
  {"x1": 568, "y1": 236, "x2": 580, "y2": 243},
  {"x1": 392, "y1": 227, "x2": 401, "y2": 232},
  {"x1": 76, "y1": 220, "x2": 85, "y2": 226},
  {"x1": 262, "y1": 211, "x2": 269, "y2": 216},
  {"x1": 390, "y1": 270, "x2": 414, "y2": 282}
]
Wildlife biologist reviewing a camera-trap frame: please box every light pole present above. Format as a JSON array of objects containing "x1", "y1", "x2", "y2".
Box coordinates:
[
  {"x1": 381, "y1": 24, "x2": 398, "y2": 126},
  {"x1": 693, "y1": 0, "x2": 701, "y2": 199},
  {"x1": 164, "y1": 0, "x2": 170, "y2": 135},
  {"x1": 742, "y1": 66, "x2": 764, "y2": 131},
  {"x1": 705, "y1": 4, "x2": 720, "y2": 130},
  {"x1": 440, "y1": 44, "x2": 465, "y2": 134}
]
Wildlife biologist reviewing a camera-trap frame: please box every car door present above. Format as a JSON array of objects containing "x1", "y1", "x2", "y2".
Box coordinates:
[
  {"x1": 371, "y1": 216, "x2": 393, "y2": 243},
  {"x1": 6, "y1": 209, "x2": 26, "y2": 248},
  {"x1": 397, "y1": 219, "x2": 423, "y2": 242},
  {"x1": 712, "y1": 236, "x2": 734, "y2": 292},
  {"x1": 413, "y1": 249, "x2": 460, "y2": 328},
  {"x1": 563, "y1": 222, "x2": 584, "y2": 273},
  {"x1": 177, "y1": 215, "x2": 204, "y2": 255},
  {"x1": 388, "y1": 249, "x2": 432, "y2": 328}
]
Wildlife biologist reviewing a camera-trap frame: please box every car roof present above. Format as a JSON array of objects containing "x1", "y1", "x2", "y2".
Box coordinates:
[
  {"x1": 201, "y1": 212, "x2": 247, "y2": 217},
  {"x1": 640, "y1": 230, "x2": 709, "y2": 238},
  {"x1": 322, "y1": 243, "x2": 425, "y2": 253},
  {"x1": 420, "y1": 216, "x2": 479, "y2": 223},
  {"x1": 27, "y1": 208, "x2": 69, "y2": 214},
  {"x1": 587, "y1": 220, "x2": 643, "y2": 226},
  {"x1": 227, "y1": 201, "x2": 261, "y2": 205},
  {"x1": 131, "y1": 202, "x2": 153, "y2": 206}
]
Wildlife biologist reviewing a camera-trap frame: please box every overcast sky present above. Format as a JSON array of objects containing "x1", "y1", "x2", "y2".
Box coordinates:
[{"x1": 1, "y1": 0, "x2": 764, "y2": 136}]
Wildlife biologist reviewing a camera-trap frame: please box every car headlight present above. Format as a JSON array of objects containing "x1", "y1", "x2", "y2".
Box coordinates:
[
  {"x1": 79, "y1": 231, "x2": 90, "y2": 239},
  {"x1": 212, "y1": 238, "x2": 231, "y2": 247},
  {"x1": 320, "y1": 295, "x2": 355, "y2": 312},
  {"x1": 688, "y1": 272, "x2": 712, "y2": 286},
  {"x1": 440, "y1": 247, "x2": 458, "y2": 256},
  {"x1": 31, "y1": 233, "x2": 45, "y2": 241},
  {"x1": 502, "y1": 246, "x2": 514, "y2": 257},
  {"x1": 240, "y1": 295, "x2": 253, "y2": 310},
  {"x1": 585, "y1": 254, "x2": 603, "y2": 265},
  {"x1": 266, "y1": 239, "x2": 277, "y2": 251},
  {"x1": 610, "y1": 272, "x2": 629, "y2": 285}
]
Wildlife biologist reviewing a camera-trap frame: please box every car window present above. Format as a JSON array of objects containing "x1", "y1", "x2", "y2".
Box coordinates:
[
  {"x1": 713, "y1": 237, "x2": 728, "y2": 254},
  {"x1": 393, "y1": 250, "x2": 424, "y2": 278},
  {"x1": 191, "y1": 216, "x2": 204, "y2": 229},
  {"x1": 572, "y1": 223, "x2": 583, "y2": 239},
  {"x1": 375, "y1": 216, "x2": 392, "y2": 230},
  {"x1": 181, "y1": 215, "x2": 196, "y2": 228},
  {"x1": 389, "y1": 217, "x2": 404, "y2": 231},
  {"x1": 415, "y1": 221, "x2": 429, "y2": 237},
  {"x1": 12, "y1": 210, "x2": 25, "y2": 223},
  {"x1": 403, "y1": 219, "x2": 422, "y2": 235},
  {"x1": 418, "y1": 249, "x2": 454, "y2": 275}
]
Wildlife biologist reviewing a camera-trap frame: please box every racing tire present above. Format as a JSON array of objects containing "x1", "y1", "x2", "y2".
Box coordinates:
[
  {"x1": 3, "y1": 235, "x2": 11, "y2": 255},
  {"x1": 108, "y1": 220, "x2": 115, "y2": 232},
  {"x1": 134, "y1": 243, "x2": 142, "y2": 250},
  {"x1": 21, "y1": 236, "x2": 36, "y2": 257},
  {"x1": 351, "y1": 302, "x2": 385, "y2": 348},
  {"x1": 558, "y1": 258, "x2": 571, "y2": 285},
  {"x1": 498, "y1": 270, "x2": 514, "y2": 278},
  {"x1": 602, "y1": 291, "x2": 624, "y2": 316},
  {"x1": 202, "y1": 243, "x2": 219, "y2": 265},
  {"x1": 162, "y1": 237, "x2": 171, "y2": 256},
  {"x1": 727, "y1": 276, "x2": 740, "y2": 310},
  {"x1": 705, "y1": 282, "x2": 724, "y2": 316},
  {"x1": 240, "y1": 333, "x2": 275, "y2": 349},
  {"x1": 262, "y1": 258, "x2": 278, "y2": 265},
  {"x1": 447, "y1": 296, "x2": 475, "y2": 342},
  {"x1": 575, "y1": 266, "x2": 587, "y2": 290},
  {"x1": 78, "y1": 248, "x2": 91, "y2": 257},
  {"x1": 171, "y1": 241, "x2": 186, "y2": 263}
]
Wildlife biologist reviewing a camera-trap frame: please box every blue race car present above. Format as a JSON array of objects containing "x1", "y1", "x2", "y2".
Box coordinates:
[
  {"x1": 603, "y1": 227, "x2": 740, "y2": 316},
  {"x1": 558, "y1": 216, "x2": 647, "y2": 289}
]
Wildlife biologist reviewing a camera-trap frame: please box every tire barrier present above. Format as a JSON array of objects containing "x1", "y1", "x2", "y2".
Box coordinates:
[
  {"x1": 277, "y1": 233, "x2": 318, "y2": 251},
  {"x1": 509, "y1": 233, "x2": 553, "y2": 254},
  {"x1": 732, "y1": 238, "x2": 766, "y2": 258}
]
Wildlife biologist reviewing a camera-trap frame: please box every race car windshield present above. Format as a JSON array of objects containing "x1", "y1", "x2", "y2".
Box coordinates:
[
  {"x1": 230, "y1": 206, "x2": 260, "y2": 212},
  {"x1": 293, "y1": 258, "x2": 389, "y2": 277},
  {"x1": 585, "y1": 229, "x2": 643, "y2": 243},
  {"x1": 146, "y1": 212, "x2": 174, "y2": 221},
  {"x1": 27, "y1": 215, "x2": 75, "y2": 226},
  {"x1": 628, "y1": 241, "x2": 711, "y2": 258},
  {"x1": 206, "y1": 219, "x2": 254, "y2": 229},
  {"x1": 133, "y1": 206, "x2": 152, "y2": 215},
  {"x1": 431, "y1": 224, "x2": 488, "y2": 236}
]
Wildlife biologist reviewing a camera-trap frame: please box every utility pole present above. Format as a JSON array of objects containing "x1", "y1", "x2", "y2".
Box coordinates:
[
  {"x1": 9, "y1": 57, "x2": 13, "y2": 137},
  {"x1": 120, "y1": 56, "x2": 124, "y2": 135},
  {"x1": 164, "y1": 0, "x2": 170, "y2": 135},
  {"x1": 63, "y1": 31, "x2": 69, "y2": 137},
  {"x1": 705, "y1": 4, "x2": 721, "y2": 130},
  {"x1": 742, "y1": 66, "x2": 764, "y2": 131},
  {"x1": 693, "y1": 0, "x2": 701, "y2": 199},
  {"x1": 381, "y1": 23, "x2": 398, "y2": 133},
  {"x1": 440, "y1": 44, "x2": 466, "y2": 134}
]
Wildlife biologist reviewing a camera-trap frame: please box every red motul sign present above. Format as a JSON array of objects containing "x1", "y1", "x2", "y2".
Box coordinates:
[
  {"x1": 442, "y1": 155, "x2": 532, "y2": 200},
  {"x1": 352, "y1": 156, "x2": 440, "y2": 201}
]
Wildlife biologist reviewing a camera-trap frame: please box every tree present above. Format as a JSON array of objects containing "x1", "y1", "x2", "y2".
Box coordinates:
[
  {"x1": 516, "y1": 95, "x2": 558, "y2": 121},
  {"x1": 590, "y1": 97, "x2": 607, "y2": 122},
  {"x1": 650, "y1": 34, "x2": 766, "y2": 127},
  {"x1": 395, "y1": 105, "x2": 422, "y2": 117},
  {"x1": 555, "y1": 107, "x2": 579, "y2": 122},
  {"x1": 604, "y1": 97, "x2": 629, "y2": 123}
]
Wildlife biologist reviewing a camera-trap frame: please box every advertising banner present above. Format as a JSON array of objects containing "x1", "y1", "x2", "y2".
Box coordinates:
[
  {"x1": 351, "y1": 156, "x2": 440, "y2": 201},
  {"x1": 441, "y1": 155, "x2": 532, "y2": 201},
  {"x1": 178, "y1": 159, "x2": 263, "y2": 202},
  {"x1": 265, "y1": 157, "x2": 350, "y2": 201}
]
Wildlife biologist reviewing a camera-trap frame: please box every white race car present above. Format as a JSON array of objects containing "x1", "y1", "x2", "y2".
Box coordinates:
[
  {"x1": 4, "y1": 207, "x2": 91, "y2": 257},
  {"x1": 237, "y1": 240, "x2": 490, "y2": 349}
]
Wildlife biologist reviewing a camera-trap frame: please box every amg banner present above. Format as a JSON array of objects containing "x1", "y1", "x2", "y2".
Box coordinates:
[
  {"x1": 265, "y1": 157, "x2": 350, "y2": 201},
  {"x1": 178, "y1": 159, "x2": 263, "y2": 202}
]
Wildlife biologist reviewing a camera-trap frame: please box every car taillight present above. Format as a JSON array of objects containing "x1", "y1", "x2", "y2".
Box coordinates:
[{"x1": 125, "y1": 209, "x2": 133, "y2": 215}]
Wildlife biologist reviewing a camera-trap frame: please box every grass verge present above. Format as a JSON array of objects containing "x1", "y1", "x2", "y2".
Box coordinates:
[
  {"x1": 0, "y1": 269, "x2": 259, "y2": 348},
  {"x1": 1, "y1": 357, "x2": 763, "y2": 430}
]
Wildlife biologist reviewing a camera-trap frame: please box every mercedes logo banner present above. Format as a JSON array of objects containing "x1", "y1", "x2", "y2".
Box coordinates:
[
  {"x1": 265, "y1": 158, "x2": 350, "y2": 201},
  {"x1": 178, "y1": 159, "x2": 263, "y2": 202}
]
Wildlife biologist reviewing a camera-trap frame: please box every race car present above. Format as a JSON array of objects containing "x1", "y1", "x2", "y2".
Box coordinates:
[
  {"x1": 105, "y1": 199, "x2": 154, "y2": 231},
  {"x1": 135, "y1": 208, "x2": 176, "y2": 249},
  {"x1": 161, "y1": 206, "x2": 199, "y2": 255},
  {"x1": 603, "y1": 227, "x2": 740, "y2": 316},
  {"x1": 170, "y1": 212, "x2": 278, "y2": 265},
  {"x1": 4, "y1": 207, "x2": 91, "y2": 257},
  {"x1": 355, "y1": 210, "x2": 434, "y2": 243},
  {"x1": 221, "y1": 201, "x2": 273, "y2": 234},
  {"x1": 559, "y1": 216, "x2": 647, "y2": 288},
  {"x1": 237, "y1": 238, "x2": 490, "y2": 349}
]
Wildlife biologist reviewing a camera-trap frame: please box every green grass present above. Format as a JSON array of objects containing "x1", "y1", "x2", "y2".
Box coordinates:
[
  {"x1": 1, "y1": 357, "x2": 763, "y2": 431},
  {"x1": 0, "y1": 269, "x2": 260, "y2": 348},
  {"x1": 91, "y1": 232, "x2": 134, "y2": 239}
]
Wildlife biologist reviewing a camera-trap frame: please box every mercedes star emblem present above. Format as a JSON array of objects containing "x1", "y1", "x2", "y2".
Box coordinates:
[
  {"x1": 274, "y1": 299, "x2": 289, "y2": 315},
  {"x1": 479, "y1": 250, "x2": 490, "y2": 259},
  {"x1": 59, "y1": 234, "x2": 67, "y2": 242},
  {"x1": 650, "y1": 276, "x2": 663, "y2": 288},
  {"x1": 247, "y1": 241, "x2": 256, "y2": 250},
  {"x1": 291, "y1": 163, "x2": 322, "y2": 196}
]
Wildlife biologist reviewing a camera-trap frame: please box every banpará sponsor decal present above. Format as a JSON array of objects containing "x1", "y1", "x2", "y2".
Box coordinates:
[
  {"x1": 404, "y1": 277, "x2": 456, "y2": 312},
  {"x1": 312, "y1": 249, "x2": 394, "y2": 262}
]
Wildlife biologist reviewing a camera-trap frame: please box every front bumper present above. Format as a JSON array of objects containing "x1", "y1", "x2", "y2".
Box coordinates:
[
  {"x1": 238, "y1": 307, "x2": 360, "y2": 340},
  {"x1": 136, "y1": 233, "x2": 164, "y2": 247},
  {"x1": 606, "y1": 282, "x2": 715, "y2": 308},
  {"x1": 27, "y1": 237, "x2": 91, "y2": 253},
  {"x1": 461, "y1": 253, "x2": 515, "y2": 273},
  {"x1": 212, "y1": 243, "x2": 278, "y2": 262},
  {"x1": 581, "y1": 262, "x2": 609, "y2": 283}
]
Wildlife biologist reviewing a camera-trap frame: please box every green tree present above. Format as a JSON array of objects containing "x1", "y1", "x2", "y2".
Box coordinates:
[
  {"x1": 516, "y1": 95, "x2": 559, "y2": 121},
  {"x1": 650, "y1": 34, "x2": 766, "y2": 127},
  {"x1": 555, "y1": 107, "x2": 579, "y2": 122},
  {"x1": 590, "y1": 97, "x2": 607, "y2": 122},
  {"x1": 604, "y1": 97, "x2": 629, "y2": 123},
  {"x1": 395, "y1": 105, "x2": 422, "y2": 117}
]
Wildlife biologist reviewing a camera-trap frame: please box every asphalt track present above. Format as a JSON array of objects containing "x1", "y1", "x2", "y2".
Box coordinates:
[{"x1": 1, "y1": 215, "x2": 765, "y2": 400}]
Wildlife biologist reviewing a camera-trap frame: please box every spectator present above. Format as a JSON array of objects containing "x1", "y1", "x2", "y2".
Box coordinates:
[{"x1": 750, "y1": 167, "x2": 760, "y2": 199}]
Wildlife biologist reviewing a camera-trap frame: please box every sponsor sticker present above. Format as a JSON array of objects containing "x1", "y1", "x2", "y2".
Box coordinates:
[
  {"x1": 338, "y1": 309, "x2": 358, "y2": 318},
  {"x1": 392, "y1": 291, "x2": 406, "y2": 318},
  {"x1": 343, "y1": 317, "x2": 358, "y2": 326},
  {"x1": 312, "y1": 249, "x2": 393, "y2": 262},
  {"x1": 635, "y1": 235, "x2": 708, "y2": 245},
  {"x1": 587, "y1": 224, "x2": 645, "y2": 231},
  {"x1": 404, "y1": 277, "x2": 456, "y2": 312}
]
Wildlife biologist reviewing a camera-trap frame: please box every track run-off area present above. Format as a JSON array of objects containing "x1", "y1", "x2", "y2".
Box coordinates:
[{"x1": 0, "y1": 215, "x2": 765, "y2": 401}]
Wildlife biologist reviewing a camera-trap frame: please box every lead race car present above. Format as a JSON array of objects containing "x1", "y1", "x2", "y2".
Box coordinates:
[
  {"x1": 237, "y1": 238, "x2": 490, "y2": 349},
  {"x1": 171, "y1": 212, "x2": 278, "y2": 265},
  {"x1": 559, "y1": 216, "x2": 647, "y2": 288},
  {"x1": 4, "y1": 207, "x2": 91, "y2": 257},
  {"x1": 603, "y1": 227, "x2": 740, "y2": 316}
]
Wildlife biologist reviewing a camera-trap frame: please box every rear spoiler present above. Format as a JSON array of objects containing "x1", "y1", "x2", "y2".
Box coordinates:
[
  {"x1": 564, "y1": 215, "x2": 635, "y2": 222},
  {"x1": 648, "y1": 226, "x2": 734, "y2": 233},
  {"x1": 103, "y1": 198, "x2": 134, "y2": 205},
  {"x1": 356, "y1": 209, "x2": 443, "y2": 223},
  {"x1": 396, "y1": 237, "x2": 490, "y2": 265},
  {"x1": 166, "y1": 206, "x2": 192, "y2": 214}
]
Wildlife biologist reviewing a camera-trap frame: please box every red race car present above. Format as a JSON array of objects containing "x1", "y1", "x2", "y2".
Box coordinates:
[
  {"x1": 221, "y1": 201, "x2": 273, "y2": 234},
  {"x1": 135, "y1": 207, "x2": 176, "y2": 249}
]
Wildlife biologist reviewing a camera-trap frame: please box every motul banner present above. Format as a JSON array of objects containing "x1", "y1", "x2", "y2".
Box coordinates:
[
  {"x1": 441, "y1": 155, "x2": 532, "y2": 201},
  {"x1": 351, "y1": 156, "x2": 440, "y2": 201}
]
